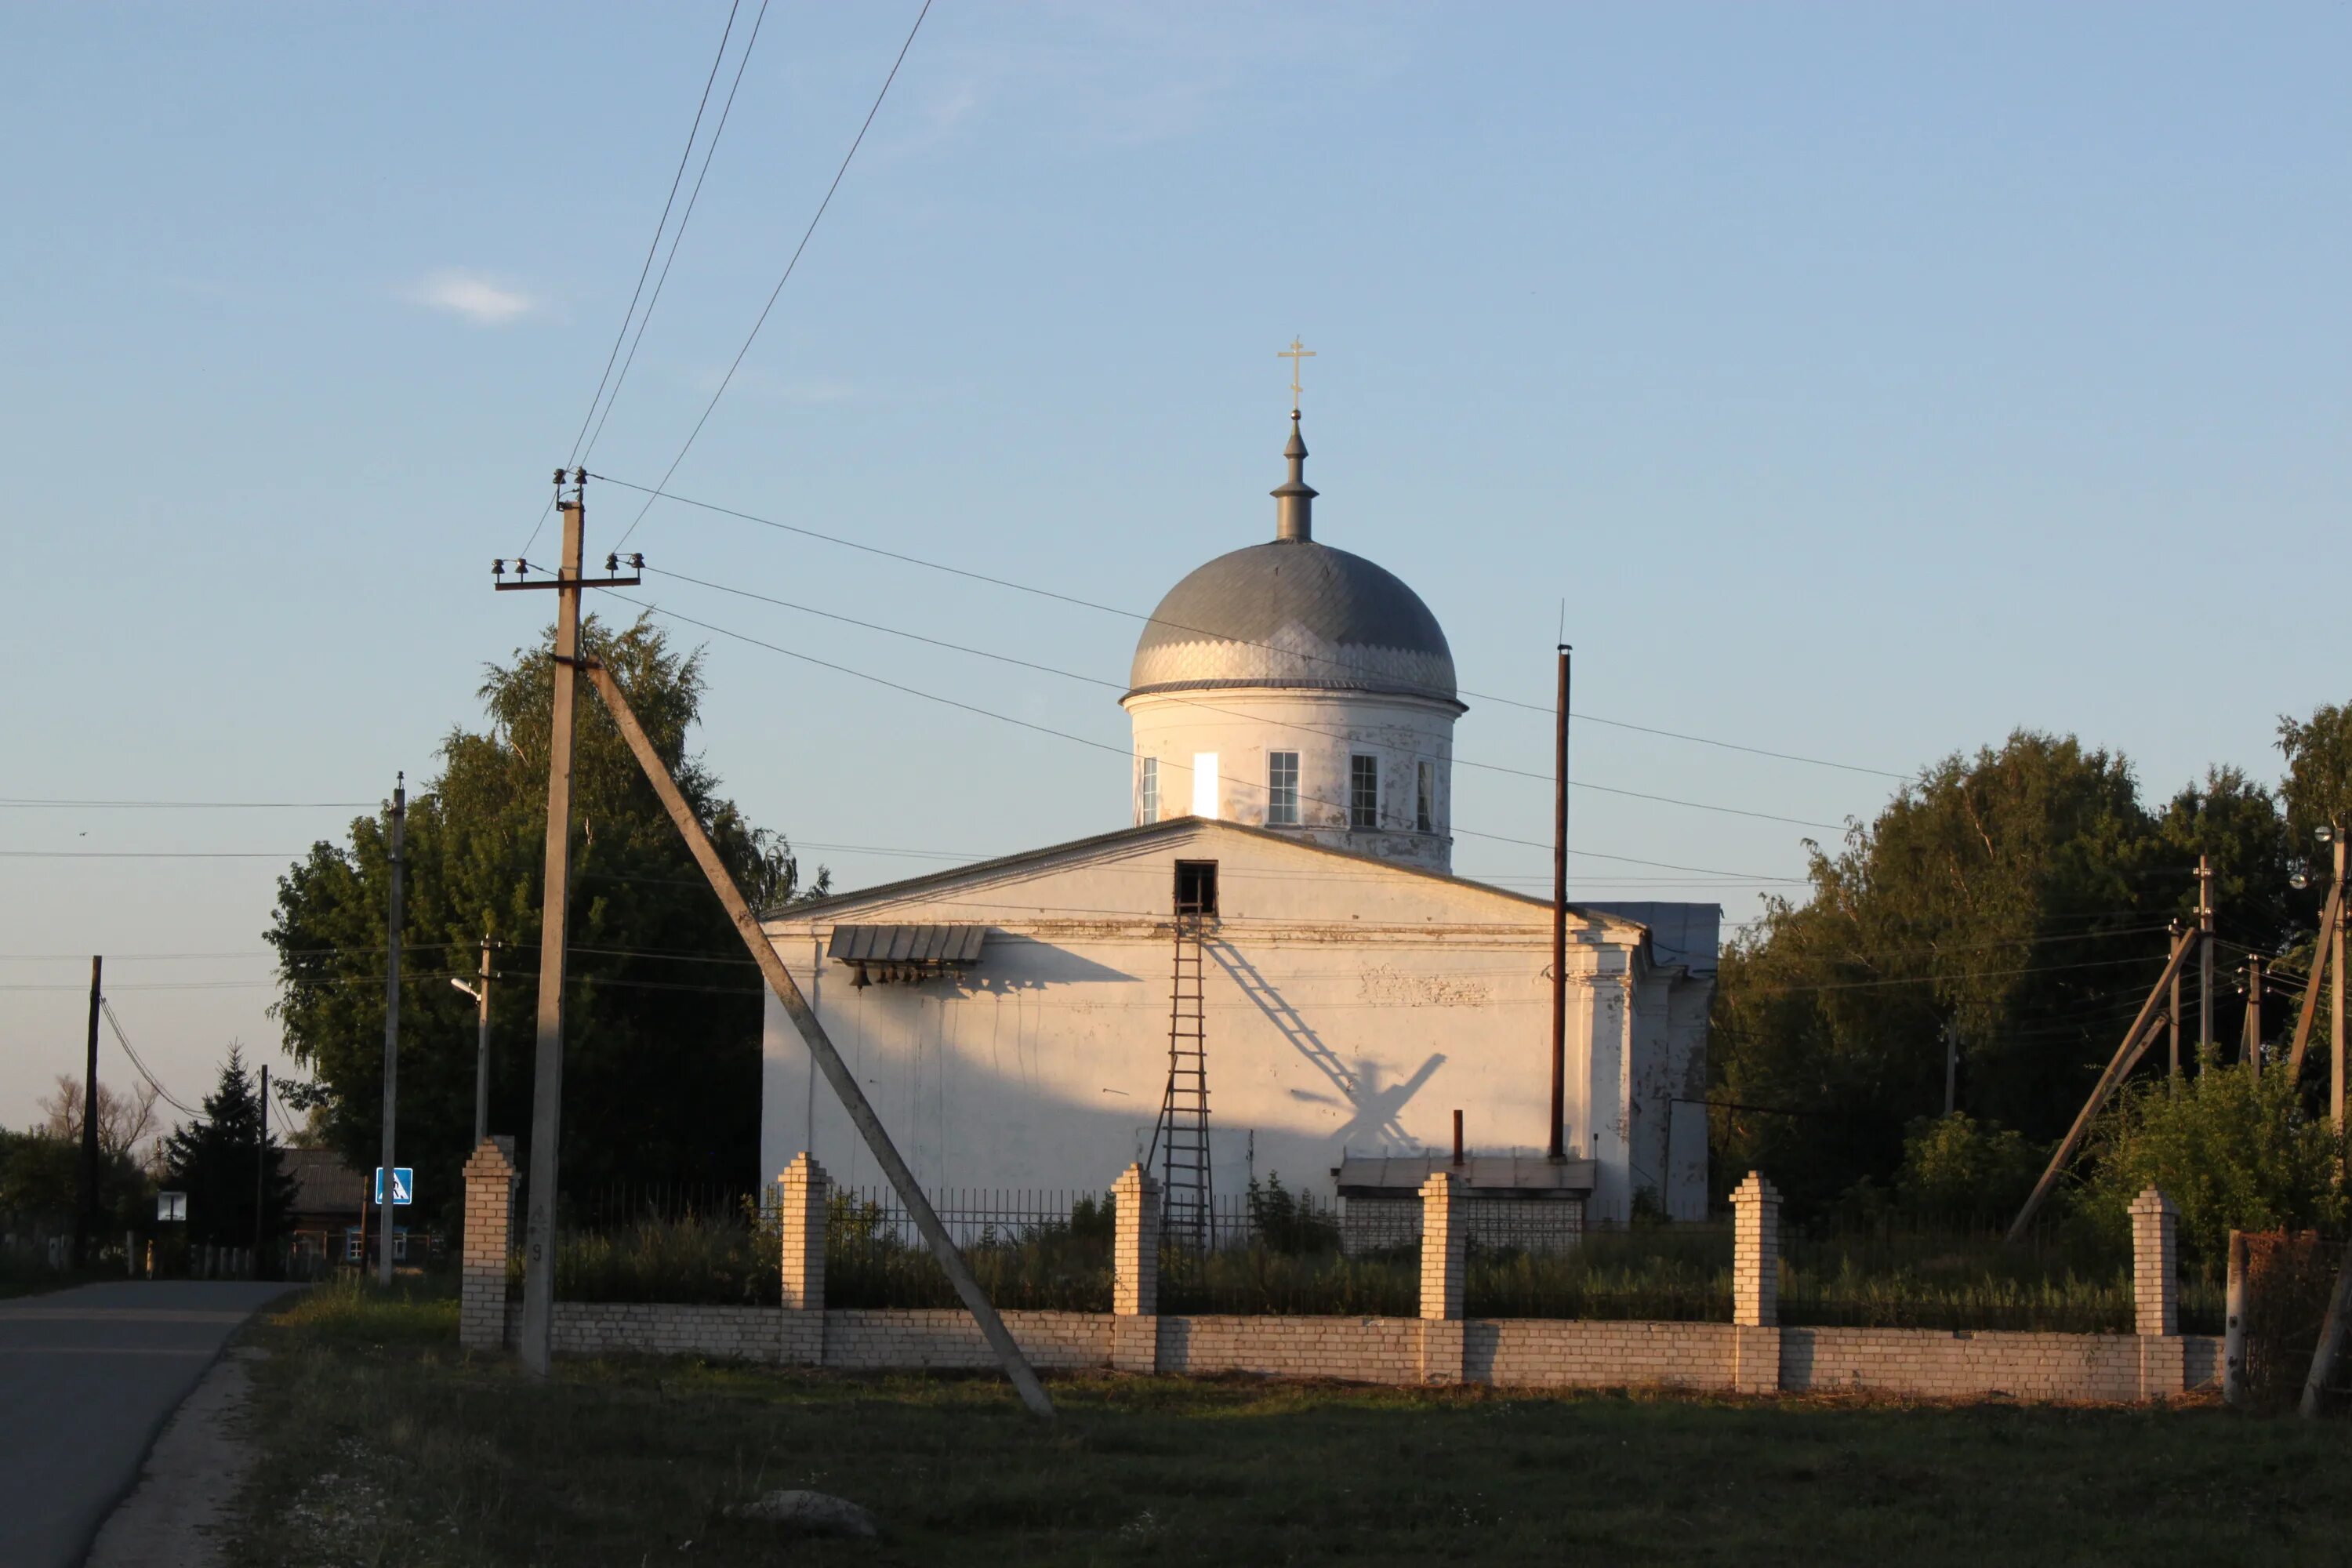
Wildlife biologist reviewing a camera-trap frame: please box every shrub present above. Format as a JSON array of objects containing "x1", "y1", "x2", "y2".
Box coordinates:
[
  {"x1": 535, "y1": 1210, "x2": 779, "y2": 1307},
  {"x1": 2084, "y1": 1053, "x2": 2347, "y2": 1258},
  {"x1": 1893, "y1": 1112, "x2": 2048, "y2": 1229}
]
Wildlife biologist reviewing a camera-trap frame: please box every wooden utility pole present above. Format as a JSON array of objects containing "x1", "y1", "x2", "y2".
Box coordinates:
[
  {"x1": 378, "y1": 775, "x2": 405, "y2": 1287},
  {"x1": 2197, "y1": 855, "x2": 2216, "y2": 1055},
  {"x1": 2165, "y1": 924, "x2": 2184, "y2": 1092},
  {"x1": 1549, "y1": 644, "x2": 1569, "y2": 1162},
  {"x1": 2009, "y1": 931, "x2": 2203, "y2": 1240},
  {"x1": 77, "y1": 955, "x2": 102, "y2": 1267},
  {"x1": 2242, "y1": 956, "x2": 2263, "y2": 1080},
  {"x1": 253, "y1": 1064, "x2": 270, "y2": 1265},
  {"x1": 2336, "y1": 832, "x2": 2348, "y2": 1132},
  {"x1": 580, "y1": 656, "x2": 1054, "y2": 1416},
  {"x1": 495, "y1": 472, "x2": 646, "y2": 1377},
  {"x1": 1944, "y1": 1019, "x2": 1958, "y2": 1117}
]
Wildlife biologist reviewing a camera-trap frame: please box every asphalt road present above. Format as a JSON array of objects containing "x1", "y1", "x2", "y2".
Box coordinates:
[{"x1": 0, "y1": 1279, "x2": 298, "y2": 1568}]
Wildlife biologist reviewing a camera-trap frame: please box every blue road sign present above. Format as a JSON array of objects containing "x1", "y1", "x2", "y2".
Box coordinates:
[{"x1": 373, "y1": 1167, "x2": 415, "y2": 1206}]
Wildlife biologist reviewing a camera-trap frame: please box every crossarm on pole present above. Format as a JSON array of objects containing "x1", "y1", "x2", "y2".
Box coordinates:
[{"x1": 580, "y1": 659, "x2": 1054, "y2": 1417}]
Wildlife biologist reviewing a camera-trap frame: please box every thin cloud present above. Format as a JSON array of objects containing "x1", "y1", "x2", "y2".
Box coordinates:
[{"x1": 404, "y1": 268, "x2": 539, "y2": 326}]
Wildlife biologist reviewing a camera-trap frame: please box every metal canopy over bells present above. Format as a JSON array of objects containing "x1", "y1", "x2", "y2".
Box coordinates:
[{"x1": 827, "y1": 924, "x2": 987, "y2": 988}]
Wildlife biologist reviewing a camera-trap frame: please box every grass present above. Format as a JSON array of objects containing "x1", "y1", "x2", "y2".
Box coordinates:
[{"x1": 226, "y1": 1283, "x2": 2352, "y2": 1567}]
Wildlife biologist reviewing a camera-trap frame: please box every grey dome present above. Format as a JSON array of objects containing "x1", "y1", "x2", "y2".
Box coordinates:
[{"x1": 1126, "y1": 538, "x2": 1459, "y2": 704}]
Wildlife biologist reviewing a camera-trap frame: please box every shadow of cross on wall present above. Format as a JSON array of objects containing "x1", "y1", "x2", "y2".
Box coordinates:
[{"x1": 1208, "y1": 941, "x2": 1446, "y2": 1150}]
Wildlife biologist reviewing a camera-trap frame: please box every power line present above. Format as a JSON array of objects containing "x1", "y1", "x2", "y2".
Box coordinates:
[
  {"x1": 0, "y1": 850, "x2": 299, "y2": 860},
  {"x1": 590, "y1": 472, "x2": 1907, "y2": 781},
  {"x1": 582, "y1": 0, "x2": 772, "y2": 467},
  {"x1": 640, "y1": 564, "x2": 1846, "y2": 829},
  {"x1": 599, "y1": 587, "x2": 1806, "y2": 883},
  {"x1": 0, "y1": 798, "x2": 374, "y2": 809},
  {"x1": 522, "y1": 0, "x2": 748, "y2": 561},
  {"x1": 612, "y1": 0, "x2": 934, "y2": 550},
  {"x1": 1733, "y1": 952, "x2": 2167, "y2": 997},
  {"x1": 100, "y1": 1000, "x2": 199, "y2": 1118}
]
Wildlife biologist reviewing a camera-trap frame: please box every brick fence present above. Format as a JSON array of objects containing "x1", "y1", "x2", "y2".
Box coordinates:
[{"x1": 466, "y1": 1150, "x2": 2218, "y2": 1403}]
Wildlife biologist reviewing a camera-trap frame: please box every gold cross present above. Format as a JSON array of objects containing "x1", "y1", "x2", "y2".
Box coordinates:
[{"x1": 1278, "y1": 336, "x2": 1316, "y2": 413}]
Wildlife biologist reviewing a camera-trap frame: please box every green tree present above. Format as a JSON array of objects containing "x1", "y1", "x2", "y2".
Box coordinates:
[
  {"x1": 160, "y1": 1049, "x2": 296, "y2": 1247},
  {"x1": 1714, "y1": 732, "x2": 2163, "y2": 1213},
  {"x1": 267, "y1": 615, "x2": 825, "y2": 1224},
  {"x1": 1, "y1": 1076, "x2": 158, "y2": 1230},
  {"x1": 2277, "y1": 702, "x2": 2352, "y2": 847},
  {"x1": 2083, "y1": 1053, "x2": 2344, "y2": 1258},
  {"x1": 1711, "y1": 731, "x2": 2301, "y2": 1218}
]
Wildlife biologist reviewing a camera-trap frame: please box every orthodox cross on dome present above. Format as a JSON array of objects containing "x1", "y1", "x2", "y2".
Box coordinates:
[{"x1": 1277, "y1": 336, "x2": 1316, "y2": 415}]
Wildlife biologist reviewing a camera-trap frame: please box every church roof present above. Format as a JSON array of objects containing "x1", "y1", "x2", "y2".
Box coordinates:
[
  {"x1": 766, "y1": 815, "x2": 1678, "y2": 946},
  {"x1": 1126, "y1": 539, "x2": 1459, "y2": 703},
  {"x1": 1123, "y1": 415, "x2": 1459, "y2": 706}
]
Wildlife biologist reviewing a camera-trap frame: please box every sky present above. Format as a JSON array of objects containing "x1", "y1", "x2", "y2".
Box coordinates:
[{"x1": 1, "y1": 2, "x2": 2345, "y2": 1137}]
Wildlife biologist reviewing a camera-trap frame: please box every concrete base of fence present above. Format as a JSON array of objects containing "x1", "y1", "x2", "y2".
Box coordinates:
[{"x1": 496, "y1": 1301, "x2": 2220, "y2": 1404}]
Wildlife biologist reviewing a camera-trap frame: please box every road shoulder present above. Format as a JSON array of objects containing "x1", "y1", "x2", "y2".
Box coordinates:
[{"x1": 83, "y1": 1345, "x2": 265, "y2": 1568}]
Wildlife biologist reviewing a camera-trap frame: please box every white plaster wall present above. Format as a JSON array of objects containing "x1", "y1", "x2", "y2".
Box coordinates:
[
  {"x1": 1122, "y1": 688, "x2": 1457, "y2": 873},
  {"x1": 1662, "y1": 978, "x2": 1714, "y2": 1219},
  {"x1": 758, "y1": 823, "x2": 1682, "y2": 1222}
]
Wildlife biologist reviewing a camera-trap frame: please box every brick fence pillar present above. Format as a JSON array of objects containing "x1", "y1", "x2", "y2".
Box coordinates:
[
  {"x1": 779, "y1": 1153, "x2": 829, "y2": 1366},
  {"x1": 2131, "y1": 1187, "x2": 2178, "y2": 1336},
  {"x1": 2131, "y1": 1187, "x2": 2184, "y2": 1399},
  {"x1": 1419, "y1": 1170, "x2": 1465, "y2": 1384},
  {"x1": 1112, "y1": 1163, "x2": 1161, "y2": 1374},
  {"x1": 1731, "y1": 1171, "x2": 1782, "y2": 1393},
  {"x1": 459, "y1": 1136, "x2": 518, "y2": 1352}
]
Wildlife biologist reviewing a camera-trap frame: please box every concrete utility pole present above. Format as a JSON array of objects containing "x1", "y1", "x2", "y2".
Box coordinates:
[
  {"x1": 522, "y1": 480, "x2": 582, "y2": 1370},
  {"x1": 2197, "y1": 855, "x2": 2216, "y2": 1055},
  {"x1": 78, "y1": 956, "x2": 102, "y2": 1267},
  {"x1": 494, "y1": 471, "x2": 643, "y2": 1377},
  {"x1": 254, "y1": 1064, "x2": 270, "y2": 1264},
  {"x1": 452, "y1": 937, "x2": 492, "y2": 1147},
  {"x1": 379, "y1": 775, "x2": 405, "y2": 1287},
  {"x1": 1549, "y1": 644, "x2": 1570, "y2": 1162},
  {"x1": 2242, "y1": 956, "x2": 2263, "y2": 1081}
]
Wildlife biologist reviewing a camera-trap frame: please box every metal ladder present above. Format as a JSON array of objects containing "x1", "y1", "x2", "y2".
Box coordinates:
[{"x1": 1152, "y1": 911, "x2": 1213, "y2": 1255}]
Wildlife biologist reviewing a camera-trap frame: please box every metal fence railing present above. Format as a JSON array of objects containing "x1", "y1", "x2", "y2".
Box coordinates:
[
  {"x1": 526, "y1": 1178, "x2": 2241, "y2": 1336},
  {"x1": 564, "y1": 1181, "x2": 768, "y2": 1237},
  {"x1": 826, "y1": 1186, "x2": 1113, "y2": 1312}
]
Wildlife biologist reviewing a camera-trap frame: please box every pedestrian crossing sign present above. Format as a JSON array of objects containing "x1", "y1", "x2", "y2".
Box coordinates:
[{"x1": 374, "y1": 1167, "x2": 415, "y2": 1206}]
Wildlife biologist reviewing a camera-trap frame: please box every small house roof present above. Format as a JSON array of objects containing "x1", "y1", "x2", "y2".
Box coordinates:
[{"x1": 281, "y1": 1147, "x2": 367, "y2": 1216}]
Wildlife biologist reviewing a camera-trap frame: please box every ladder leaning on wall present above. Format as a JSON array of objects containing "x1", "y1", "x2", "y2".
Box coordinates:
[{"x1": 1151, "y1": 908, "x2": 1213, "y2": 1257}]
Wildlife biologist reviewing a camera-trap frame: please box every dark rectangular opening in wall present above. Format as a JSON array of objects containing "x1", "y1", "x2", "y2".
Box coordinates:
[{"x1": 1174, "y1": 859, "x2": 1218, "y2": 916}]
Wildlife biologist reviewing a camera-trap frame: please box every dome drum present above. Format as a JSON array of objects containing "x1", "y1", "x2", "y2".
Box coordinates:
[{"x1": 1123, "y1": 414, "x2": 1463, "y2": 873}]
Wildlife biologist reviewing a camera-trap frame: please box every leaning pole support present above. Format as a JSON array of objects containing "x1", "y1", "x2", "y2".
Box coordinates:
[
  {"x1": 580, "y1": 658, "x2": 1053, "y2": 1417},
  {"x1": 2008, "y1": 931, "x2": 2204, "y2": 1243}
]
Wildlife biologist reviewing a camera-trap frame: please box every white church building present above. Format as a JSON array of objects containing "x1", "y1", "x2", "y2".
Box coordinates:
[{"x1": 759, "y1": 412, "x2": 1716, "y2": 1232}]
